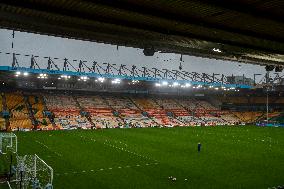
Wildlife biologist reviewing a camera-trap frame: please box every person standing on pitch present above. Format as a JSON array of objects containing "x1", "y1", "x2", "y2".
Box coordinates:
[{"x1": 198, "y1": 142, "x2": 201, "y2": 153}]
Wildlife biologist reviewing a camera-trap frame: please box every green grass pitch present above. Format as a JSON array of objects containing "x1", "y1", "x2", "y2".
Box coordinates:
[{"x1": 1, "y1": 126, "x2": 284, "y2": 189}]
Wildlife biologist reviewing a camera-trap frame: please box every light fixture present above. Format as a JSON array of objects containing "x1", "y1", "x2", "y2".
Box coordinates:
[
  {"x1": 132, "y1": 80, "x2": 139, "y2": 84},
  {"x1": 185, "y1": 83, "x2": 191, "y2": 87},
  {"x1": 172, "y1": 82, "x2": 179, "y2": 87},
  {"x1": 161, "y1": 81, "x2": 168, "y2": 86},
  {"x1": 23, "y1": 72, "x2": 29, "y2": 76},
  {"x1": 61, "y1": 75, "x2": 71, "y2": 79},
  {"x1": 38, "y1": 73, "x2": 48, "y2": 79},
  {"x1": 213, "y1": 48, "x2": 222, "y2": 53},
  {"x1": 112, "y1": 78, "x2": 121, "y2": 84},
  {"x1": 155, "y1": 83, "x2": 161, "y2": 87},
  {"x1": 98, "y1": 77, "x2": 105, "y2": 83}
]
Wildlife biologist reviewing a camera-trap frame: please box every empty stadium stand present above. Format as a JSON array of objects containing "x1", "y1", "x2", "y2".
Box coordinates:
[
  {"x1": 27, "y1": 94, "x2": 54, "y2": 130},
  {"x1": 0, "y1": 91, "x2": 282, "y2": 131},
  {"x1": 5, "y1": 92, "x2": 32, "y2": 130},
  {"x1": 44, "y1": 94, "x2": 92, "y2": 130}
]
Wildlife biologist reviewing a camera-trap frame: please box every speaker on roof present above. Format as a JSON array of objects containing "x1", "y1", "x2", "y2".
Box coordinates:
[
  {"x1": 143, "y1": 47, "x2": 155, "y2": 56},
  {"x1": 265, "y1": 65, "x2": 274, "y2": 71},
  {"x1": 275, "y1": 66, "x2": 283, "y2": 72}
]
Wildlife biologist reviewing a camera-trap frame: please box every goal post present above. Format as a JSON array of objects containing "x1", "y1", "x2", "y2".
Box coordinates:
[
  {"x1": 1, "y1": 133, "x2": 54, "y2": 188},
  {"x1": 0, "y1": 133, "x2": 17, "y2": 154},
  {"x1": 15, "y1": 154, "x2": 53, "y2": 189}
]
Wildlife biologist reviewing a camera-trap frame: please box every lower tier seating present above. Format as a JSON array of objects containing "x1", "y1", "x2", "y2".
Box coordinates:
[
  {"x1": 1, "y1": 91, "x2": 283, "y2": 131},
  {"x1": 10, "y1": 118, "x2": 33, "y2": 131},
  {"x1": 54, "y1": 112, "x2": 92, "y2": 130},
  {"x1": 0, "y1": 118, "x2": 5, "y2": 130}
]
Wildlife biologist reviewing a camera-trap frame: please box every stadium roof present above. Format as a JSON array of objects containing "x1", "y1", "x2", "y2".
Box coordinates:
[{"x1": 0, "y1": 0, "x2": 283, "y2": 66}]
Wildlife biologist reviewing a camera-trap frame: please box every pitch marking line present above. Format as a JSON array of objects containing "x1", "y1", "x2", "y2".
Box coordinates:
[
  {"x1": 79, "y1": 136, "x2": 159, "y2": 163},
  {"x1": 103, "y1": 141, "x2": 154, "y2": 161},
  {"x1": 56, "y1": 162, "x2": 159, "y2": 176},
  {"x1": 35, "y1": 140, "x2": 63, "y2": 157}
]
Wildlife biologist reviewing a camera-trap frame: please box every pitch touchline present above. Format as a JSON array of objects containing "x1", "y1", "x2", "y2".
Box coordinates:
[
  {"x1": 35, "y1": 140, "x2": 63, "y2": 157},
  {"x1": 56, "y1": 162, "x2": 159, "y2": 176}
]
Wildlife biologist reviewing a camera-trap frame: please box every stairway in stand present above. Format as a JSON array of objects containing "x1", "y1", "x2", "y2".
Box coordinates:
[
  {"x1": 1, "y1": 93, "x2": 9, "y2": 131},
  {"x1": 24, "y1": 94, "x2": 37, "y2": 130},
  {"x1": 101, "y1": 95, "x2": 125, "y2": 125},
  {"x1": 72, "y1": 96, "x2": 96, "y2": 129},
  {"x1": 41, "y1": 95, "x2": 56, "y2": 128}
]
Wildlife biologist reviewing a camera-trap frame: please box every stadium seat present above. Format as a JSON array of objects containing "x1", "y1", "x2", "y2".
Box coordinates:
[{"x1": 44, "y1": 94, "x2": 92, "y2": 130}]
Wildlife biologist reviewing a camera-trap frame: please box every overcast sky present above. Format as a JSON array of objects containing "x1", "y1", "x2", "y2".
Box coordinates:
[{"x1": 0, "y1": 28, "x2": 270, "y2": 81}]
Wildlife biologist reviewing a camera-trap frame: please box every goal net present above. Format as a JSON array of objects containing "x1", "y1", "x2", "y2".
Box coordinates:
[
  {"x1": 15, "y1": 154, "x2": 53, "y2": 189},
  {"x1": 0, "y1": 133, "x2": 17, "y2": 154}
]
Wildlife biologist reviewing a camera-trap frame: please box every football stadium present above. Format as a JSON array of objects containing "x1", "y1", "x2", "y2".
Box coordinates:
[{"x1": 0, "y1": 1, "x2": 284, "y2": 189}]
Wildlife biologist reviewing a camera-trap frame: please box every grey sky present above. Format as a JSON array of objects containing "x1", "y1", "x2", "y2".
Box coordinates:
[{"x1": 0, "y1": 28, "x2": 269, "y2": 81}]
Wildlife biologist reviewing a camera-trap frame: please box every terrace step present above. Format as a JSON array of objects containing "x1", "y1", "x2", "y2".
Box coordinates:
[
  {"x1": 73, "y1": 96, "x2": 96, "y2": 128},
  {"x1": 24, "y1": 94, "x2": 38, "y2": 130},
  {"x1": 1, "y1": 93, "x2": 9, "y2": 131},
  {"x1": 41, "y1": 95, "x2": 57, "y2": 128}
]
